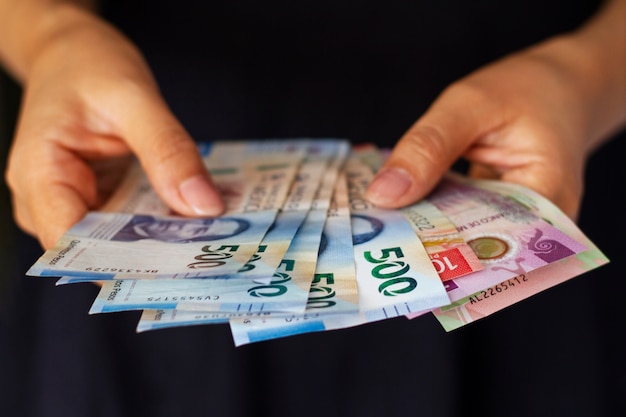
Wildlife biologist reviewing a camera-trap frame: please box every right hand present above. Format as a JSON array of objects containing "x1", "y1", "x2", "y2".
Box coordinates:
[
  {"x1": 366, "y1": 0, "x2": 626, "y2": 221},
  {"x1": 4, "y1": 5, "x2": 224, "y2": 249}
]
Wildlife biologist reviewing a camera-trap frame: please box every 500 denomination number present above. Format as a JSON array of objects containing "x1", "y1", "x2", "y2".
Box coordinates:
[
  {"x1": 247, "y1": 259, "x2": 294, "y2": 297},
  {"x1": 363, "y1": 247, "x2": 417, "y2": 296},
  {"x1": 187, "y1": 245, "x2": 240, "y2": 269},
  {"x1": 307, "y1": 273, "x2": 337, "y2": 309}
]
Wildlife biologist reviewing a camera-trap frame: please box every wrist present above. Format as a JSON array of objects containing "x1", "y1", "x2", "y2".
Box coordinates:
[
  {"x1": 571, "y1": 0, "x2": 626, "y2": 149},
  {"x1": 544, "y1": 0, "x2": 626, "y2": 152},
  {"x1": 525, "y1": 26, "x2": 625, "y2": 155},
  {"x1": 0, "y1": 2, "x2": 99, "y2": 83}
]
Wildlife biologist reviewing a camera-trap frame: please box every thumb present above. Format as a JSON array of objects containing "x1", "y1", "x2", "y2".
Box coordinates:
[
  {"x1": 366, "y1": 85, "x2": 501, "y2": 208},
  {"x1": 115, "y1": 91, "x2": 224, "y2": 216}
]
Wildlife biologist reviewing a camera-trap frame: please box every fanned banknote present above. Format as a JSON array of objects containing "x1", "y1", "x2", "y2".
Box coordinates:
[
  {"x1": 27, "y1": 154, "x2": 302, "y2": 280},
  {"x1": 421, "y1": 173, "x2": 588, "y2": 305},
  {"x1": 429, "y1": 175, "x2": 609, "y2": 330},
  {"x1": 23, "y1": 139, "x2": 607, "y2": 347},
  {"x1": 90, "y1": 148, "x2": 345, "y2": 314},
  {"x1": 344, "y1": 155, "x2": 450, "y2": 316}
]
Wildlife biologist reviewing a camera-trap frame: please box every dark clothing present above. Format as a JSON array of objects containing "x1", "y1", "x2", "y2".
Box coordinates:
[
  {"x1": 2, "y1": 1, "x2": 625, "y2": 417},
  {"x1": 100, "y1": 0, "x2": 604, "y2": 147}
]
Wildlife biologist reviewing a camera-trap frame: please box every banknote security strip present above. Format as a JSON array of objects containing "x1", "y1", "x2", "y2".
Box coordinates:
[{"x1": 26, "y1": 139, "x2": 609, "y2": 346}]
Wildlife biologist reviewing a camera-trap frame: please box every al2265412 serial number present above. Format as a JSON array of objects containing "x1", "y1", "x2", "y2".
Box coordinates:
[{"x1": 468, "y1": 274, "x2": 528, "y2": 304}]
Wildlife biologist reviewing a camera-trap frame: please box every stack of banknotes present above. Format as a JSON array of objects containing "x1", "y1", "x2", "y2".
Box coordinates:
[{"x1": 26, "y1": 138, "x2": 609, "y2": 346}]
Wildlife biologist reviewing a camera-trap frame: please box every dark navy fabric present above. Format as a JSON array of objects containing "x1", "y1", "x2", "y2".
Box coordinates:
[
  {"x1": 100, "y1": 0, "x2": 602, "y2": 146},
  {"x1": 2, "y1": 1, "x2": 624, "y2": 416}
]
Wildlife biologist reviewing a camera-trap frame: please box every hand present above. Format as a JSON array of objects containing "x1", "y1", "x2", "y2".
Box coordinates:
[
  {"x1": 4, "y1": 6, "x2": 224, "y2": 249},
  {"x1": 366, "y1": 0, "x2": 626, "y2": 220}
]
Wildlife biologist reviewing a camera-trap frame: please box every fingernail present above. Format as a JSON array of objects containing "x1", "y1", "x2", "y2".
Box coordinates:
[
  {"x1": 179, "y1": 175, "x2": 224, "y2": 216},
  {"x1": 366, "y1": 167, "x2": 413, "y2": 207}
]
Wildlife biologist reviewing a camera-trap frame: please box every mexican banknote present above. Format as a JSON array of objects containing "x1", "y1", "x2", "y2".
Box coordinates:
[
  {"x1": 418, "y1": 172, "x2": 588, "y2": 305},
  {"x1": 427, "y1": 174, "x2": 609, "y2": 330},
  {"x1": 22, "y1": 139, "x2": 608, "y2": 346},
  {"x1": 27, "y1": 144, "x2": 314, "y2": 280},
  {"x1": 27, "y1": 158, "x2": 300, "y2": 280}
]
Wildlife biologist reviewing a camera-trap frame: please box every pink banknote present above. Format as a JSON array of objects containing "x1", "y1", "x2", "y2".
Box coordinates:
[{"x1": 426, "y1": 175, "x2": 587, "y2": 304}]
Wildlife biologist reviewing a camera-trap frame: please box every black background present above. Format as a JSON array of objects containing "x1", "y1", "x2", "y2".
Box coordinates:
[{"x1": 1, "y1": 1, "x2": 624, "y2": 416}]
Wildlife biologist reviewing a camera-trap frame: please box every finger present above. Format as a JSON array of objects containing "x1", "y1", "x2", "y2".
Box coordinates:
[
  {"x1": 365, "y1": 83, "x2": 503, "y2": 208},
  {"x1": 33, "y1": 181, "x2": 92, "y2": 249},
  {"x1": 464, "y1": 126, "x2": 584, "y2": 220},
  {"x1": 7, "y1": 144, "x2": 97, "y2": 249},
  {"x1": 501, "y1": 164, "x2": 583, "y2": 221},
  {"x1": 112, "y1": 88, "x2": 224, "y2": 217}
]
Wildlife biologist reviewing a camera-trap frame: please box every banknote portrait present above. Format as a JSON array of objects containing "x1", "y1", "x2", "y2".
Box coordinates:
[{"x1": 111, "y1": 214, "x2": 250, "y2": 243}]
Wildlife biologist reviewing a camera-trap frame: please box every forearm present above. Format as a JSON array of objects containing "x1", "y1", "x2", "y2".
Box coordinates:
[
  {"x1": 574, "y1": 0, "x2": 626, "y2": 147},
  {"x1": 531, "y1": 0, "x2": 626, "y2": 151},
  {"x1": 0, "y1": 0, "x2": 98, "y2": 83}
]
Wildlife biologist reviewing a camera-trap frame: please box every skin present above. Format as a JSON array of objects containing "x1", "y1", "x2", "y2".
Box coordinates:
[
  {"x1": 0, "y1": 0, "x2": 224, "y2": 249},
  {"x1": 1, "y1": 0, "x2": 625, "y2": 250},
  {"x1": 365, "y1": 0, "x2": 626, "y2": 219}
]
